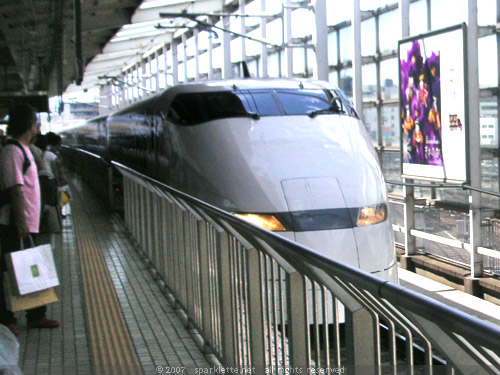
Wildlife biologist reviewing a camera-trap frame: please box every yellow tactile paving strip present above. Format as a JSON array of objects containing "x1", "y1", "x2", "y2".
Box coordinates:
[{"x1": 70, "y1": 181, "x2": 143, "y2": 375}]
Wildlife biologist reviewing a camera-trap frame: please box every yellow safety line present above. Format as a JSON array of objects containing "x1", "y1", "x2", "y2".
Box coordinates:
[{"x1": 69, "y1": 182, "x2": 143, "y2": 375}]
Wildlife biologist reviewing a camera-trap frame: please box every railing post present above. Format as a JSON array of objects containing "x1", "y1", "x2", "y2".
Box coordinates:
[
  {"x1": 247, "y1": 249, "x2": 266, "y2": 368},
  {"x1": 146, "y1": 187, "x2": 153, "y2": 262},
  {"x1": 160, "y1": 196, "x2": 169, "y2": 282},
  {"x1": 402, "y1": 178, "x2": 417, "y2": 272},
  {"x1": 287, "y1": 272, "x2": 309, "y2": 370},
  {"x1": 166, "y1": 198, "x2": 177, "y2": 290},
  {"x1": 184, "y1": 212, "x2": 196, "y2": 320},
  {"x1": 132, "y1": 180, "x2": 138, "y2": 240},
  {"x1": 198, "y1": 221, "x2": 213, "y2": 345},
  {"x1": 173, "y1": 204, "x2": 185, "y2": 298},
  {"x1": 122, "y1": 177, "x2": 129, "y2": 229},
  {"x1": 218, "y1": 231, "x2": 236, "y2": 367},
  {"x1": 107, "y1": 163, "x2": 114, "y2": 209},
  {"x1": 152, "y1": 190, "x2": 161, "y2": 278},
  {"x1": 344, "y1": 307, "x2": 376, "y2": 372},
  {"x1": 136, "y1": 183, "x2": 143, "y2": 249}
]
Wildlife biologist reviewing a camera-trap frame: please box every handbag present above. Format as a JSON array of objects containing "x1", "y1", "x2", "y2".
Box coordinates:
[
  {"x1": 40, "y1": 205, "x2": 62, "y2": 233},
  {"x1": 39, "y1": 176, "x2": 58, "y2": 206}
]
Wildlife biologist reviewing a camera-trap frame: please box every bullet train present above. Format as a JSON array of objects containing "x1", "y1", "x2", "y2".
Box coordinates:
[{"x1": 63, "y1": 78, "x2": 397, "y2": 283}]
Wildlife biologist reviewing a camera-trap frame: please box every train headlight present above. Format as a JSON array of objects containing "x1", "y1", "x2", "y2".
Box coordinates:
[
  {"x1": 356, "y1": 204, "x2": 387, "y2": 226},
  {"x1": 235, "y1": 213, "x2": 287, "y2": 232}
]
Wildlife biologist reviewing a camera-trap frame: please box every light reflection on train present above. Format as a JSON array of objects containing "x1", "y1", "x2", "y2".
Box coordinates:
[{"x1": 63, "y1": 79, "x2": 397, "y2": 283}]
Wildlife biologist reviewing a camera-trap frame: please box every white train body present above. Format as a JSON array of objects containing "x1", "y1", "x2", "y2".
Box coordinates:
[{"x1": 66, "y1": 78, "x2": 397, "y2": 282}]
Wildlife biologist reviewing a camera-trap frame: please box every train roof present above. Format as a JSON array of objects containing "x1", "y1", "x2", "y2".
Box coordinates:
[
  {"x1": 165, "y1": 78, "x2": 339, "y2": 93},
  {"x1": 108, "y1": 78, "x2": 342, "y2": 117}
]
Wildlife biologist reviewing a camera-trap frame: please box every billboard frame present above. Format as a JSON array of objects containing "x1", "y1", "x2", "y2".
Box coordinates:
[{"x1": 398, "y1": 23, "x2": 469, "y2": 184}]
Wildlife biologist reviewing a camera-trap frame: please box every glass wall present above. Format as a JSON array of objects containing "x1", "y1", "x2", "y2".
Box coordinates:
[{"x1": 110, "y1": 0, "x2": 499, "y2": 206}]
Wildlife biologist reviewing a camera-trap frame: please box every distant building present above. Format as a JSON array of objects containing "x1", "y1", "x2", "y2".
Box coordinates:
[{"x1": 480, "y1": 99, "x2": 497, "y2": 148}]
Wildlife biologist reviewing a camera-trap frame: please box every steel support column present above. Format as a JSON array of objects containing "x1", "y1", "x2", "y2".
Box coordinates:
[
  {"x1": 74, "y1": 0, "x2": 83, "y2": 86},
  {"x1": 141, "y1": 59, "x2": 147, "y2": 98},
  {"x1": 497, "y1": 0, "x2": 500, "y2": 214},
  {"x1": 352, "y1": 0, "x2": 363, "y2": 119},
  {"x1": 260, "y1": 0, "x2": 268, "y2": 78},
  {"x1": 314, "y1": 0, "x2": 328, "y2": 81},
  {"x1": 223, "y1": 16, "x2": 232, "y2": 79},
  {"x1": 163, "y1": 44, "x2": 168, "y2": 87},
  {"x1": 134, "y1": 63, "x2": 140, "y2": 99},
  {"x1": 194, "y1": 29, "x2": 200, "y2": 81},
  {"x1": 240, "y1": 0, "x2": 246, "y2": 70},
  {"x1": 426, "y1": 0, "x2": 432, "y2": 31},
  {"x1": 155, "y1": 49, "x2": 160, "y2": 91},
  {"x1": 172, "y1": 40, "x2": 179, "y2": 85},
  {"x1": 208, "y1": 32, "x2": 214, "y2": 80},
  {"x1": 467, "y1": 0, "x2": 483, "y2": 278},
  {"x1": 399, "y1": 0, "x2": 416, "y2": 258},
  {"x1": 182, "y1": 33, "x2": 188, "y2": 83},
  {"x1": 285, "y1": 0, "x2": 293, "y2": 77},
  {"x1": 399, "y1": 0, "x2": 410, "y2": 38}
]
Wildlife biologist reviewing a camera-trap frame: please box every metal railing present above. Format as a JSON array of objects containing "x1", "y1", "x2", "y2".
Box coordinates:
[
  {"x1": 388, "y1": 190, "x2": 500, "y2": 277},
  {"x1": 113, "y1": 161, "x2": 500, "y2": 373},
  {"x1": 61, "y1": 145, "x2": 500, "y2": 278}
]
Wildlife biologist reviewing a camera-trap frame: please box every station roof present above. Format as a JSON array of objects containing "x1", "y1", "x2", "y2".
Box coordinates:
[{"x1": 0, "y1": 0, "x2": 227, "y2": 112}]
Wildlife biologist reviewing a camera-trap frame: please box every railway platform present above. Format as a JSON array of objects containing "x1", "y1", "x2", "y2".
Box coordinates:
[
  {"x1": 7, "y1": 170, "x2": 500, "y2": 374},
  {"x1": 13, "y1": 171, "x2": 213, "y2": 375}
]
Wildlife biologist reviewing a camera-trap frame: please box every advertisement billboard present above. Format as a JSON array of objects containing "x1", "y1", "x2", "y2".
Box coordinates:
[{"x1": 399, "y1": 24, "x2": 468, "y2": 182}]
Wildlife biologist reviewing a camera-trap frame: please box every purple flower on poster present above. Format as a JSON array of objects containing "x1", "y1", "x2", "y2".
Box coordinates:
[{"x1": 400, "y1": 40, "x2": 443, "y2": 166}]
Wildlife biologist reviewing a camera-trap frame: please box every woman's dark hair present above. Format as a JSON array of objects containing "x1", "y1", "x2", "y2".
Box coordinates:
[
  {"x1": 46, "y1": 131, "x2": 61, "y2": 146},
  {"x1": 7, "y1": 103, "x2": 37, "y2": 137},
  {"x1": 35, "y1": 133, "x2": 48, "y2": 151}
]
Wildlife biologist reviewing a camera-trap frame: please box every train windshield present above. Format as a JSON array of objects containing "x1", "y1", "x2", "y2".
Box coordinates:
[{"x1": 167, "y1": 88, "x2": 358, "y2": 126}]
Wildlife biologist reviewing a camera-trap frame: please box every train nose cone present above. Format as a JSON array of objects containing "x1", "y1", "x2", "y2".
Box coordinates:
[{"x1": 281, "y1": 177, "x2": 361, "y2": 268}]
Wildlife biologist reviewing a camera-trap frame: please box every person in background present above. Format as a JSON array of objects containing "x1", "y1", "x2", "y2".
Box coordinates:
[
  {"x1": 35, "y1": 134, "x2": 59, "y2": 207},
  {"x1": 46, "y1": 132, "x2": 62, "y2": 157},
  {"x1": 29, "y1": 138, "x2": 44, "y2": 177},
  {"x1": 0, "y1": 103, "x2": 60, "y2": 336}
]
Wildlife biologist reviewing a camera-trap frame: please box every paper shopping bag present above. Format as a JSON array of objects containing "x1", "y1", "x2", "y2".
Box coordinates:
[
  {"x1": 3, "y1": 273, "x2": 58, "y2": 312},
  {"x1": 5, "y1": 244, "x2": 59, "y2": 296}
]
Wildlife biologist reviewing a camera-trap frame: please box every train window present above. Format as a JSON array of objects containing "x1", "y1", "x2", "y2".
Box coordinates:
[
  {"x1": 276, "y1": 89, "x2": 332, "y2": 115},
  {"x1": 168, "y1": 93, "x2": 204, "y2": 125},
  {"x1": 334, "y1": 89, "x2": 360, "y2": 119},
  {"x1": 243, "y1": 89, "x2": 358, "y2": 118},
  {"x1": 168, "y1": 92, "x2": 257, "y2": 125},
  {"x1": 204, "y1": 92, "x2": 251, "y2": 121},
  {"x1": 166, "y1": 88, "x2": 358, "y2": 125},
  {"x1": 247, "y1": 91, "x2": 282, "y2": 116}
]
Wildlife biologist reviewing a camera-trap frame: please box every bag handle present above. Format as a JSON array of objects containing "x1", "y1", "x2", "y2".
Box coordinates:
[{"x1": 19, "y1": 235, "x2": 35, "y2": 250}]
